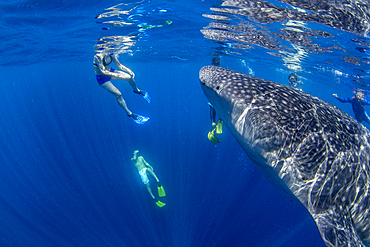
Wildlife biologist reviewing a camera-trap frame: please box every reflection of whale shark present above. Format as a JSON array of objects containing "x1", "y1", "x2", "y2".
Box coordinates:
[{"x1": 200, "y1": 66, "x2": 370, "y2": 247}]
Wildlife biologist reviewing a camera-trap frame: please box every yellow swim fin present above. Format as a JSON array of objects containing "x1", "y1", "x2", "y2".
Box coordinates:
[
  {"x1": 157, "y1": 182, "x2": 166, "y2": 197},
  {"x1": 208, "y1": 129, "x2": 220, "y2": 144},
  {"x1": 154, "y1": 198, "x2": 166, "y2": 207},
  {"x1": 216, "y1": 119, "x2": 223, "y2": 134}
]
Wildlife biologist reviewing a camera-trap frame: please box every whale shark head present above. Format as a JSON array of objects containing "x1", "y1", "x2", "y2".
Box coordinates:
[
  {"x1": 200, "y1": 65, "x2": 306, "y2": 166},
  {"x1": 200, "y1": 65, "x2": 304, "y2": 197},
  {"x1": 200, "y1": 65, "x2": 370, "y2": 247}
]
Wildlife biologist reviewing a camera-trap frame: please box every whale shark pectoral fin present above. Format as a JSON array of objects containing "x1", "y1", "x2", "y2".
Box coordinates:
[{"x1": 314, "y1": 212, "x2": 365, "y2": 247}]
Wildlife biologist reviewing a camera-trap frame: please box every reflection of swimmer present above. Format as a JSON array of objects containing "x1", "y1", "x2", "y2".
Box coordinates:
[
  {"x1": 333, "y1": 91, "x2": 370, "y2": 124},
  {"x1": 288, "y1": 73, "x2": 303, "y2": 90},
  {"x1": 131, "y1": 150, "x2": 166, "y2": 207},
  {"x1": 93, "y1": 52, "x2": 151, "y2": 124}
]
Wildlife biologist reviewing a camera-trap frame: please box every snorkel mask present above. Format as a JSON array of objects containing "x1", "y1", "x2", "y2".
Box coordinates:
[
  {"x1": 288, "y1": 73, "x2": 298, "y2": 83},
  {"x1": 355, "y1": 91, "x2": 364, "y2": 100},
  {"x1": 131, "y1": 150, "x2": 139, "y2": 162},
  {"x1": 103, "y1": 55, "x2": 112, "y2": 66}
]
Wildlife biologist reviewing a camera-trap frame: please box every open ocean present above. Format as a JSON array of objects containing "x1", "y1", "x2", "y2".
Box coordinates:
[{"x1": 0, "y1": 0, "x2": 369, "y2": 246}]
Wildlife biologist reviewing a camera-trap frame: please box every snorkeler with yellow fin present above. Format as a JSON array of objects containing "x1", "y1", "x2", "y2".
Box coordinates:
[
  {"x1": 207, "y1": 57, "x2": 223, "y2": 144},
  {"x1": 157, "y1": 182, "x2": 166, "y2": 197},
  {"x1": 216, "y1": 119, "x2": 223, "y2": 134},
  {"x1": 131, "y1": 150, "x2": 166, "y2": 207},
  {"x1": 208, "y1": 103, "x2": 223, "y2": 144}
]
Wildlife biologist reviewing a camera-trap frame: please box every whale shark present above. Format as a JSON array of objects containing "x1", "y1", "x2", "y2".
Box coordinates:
[{"x1": 200, "y1": 66, "x2": 370, "y2": 247}]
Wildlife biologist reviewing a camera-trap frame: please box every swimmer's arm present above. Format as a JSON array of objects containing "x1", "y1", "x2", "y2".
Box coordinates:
[
  {"x1": 333, "y1": 94, "x2": 352, "y2": 103},
  {"x1": 94, "y1": 56, "x2": 118, "y2": 77},
  {"x1": 363, "y1": 99, "x2": 370, "y2": 105},
  {"x1": 143, "y1": 158, "x2": 154, "y2": 170},
  {"x1": 112, "y1": 55, "x2": 135, "y2": 78}
]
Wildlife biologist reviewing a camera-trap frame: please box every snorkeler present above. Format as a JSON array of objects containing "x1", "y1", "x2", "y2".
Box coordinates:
[
  {"x1": 131, "y1": 150, "x2": 166, "y2": 207},
  {"x1": 208, "y1": 103, "x2": 223, "y2": 144},
  {"x1": 333, "y1": 91, "x2": 370, "y2": 125},
  {"x1": 212, "y1": 57, "x2": 220, "y2": 66},
  {"x1": 93, "y1": 52, "x2": 151, "y2": 124},
  {"x1": 207, "y1": 57, "x2": 223, "y2": 144},
  {"x1": 288, "y1": 73, "x2": 303, "y2": 90}
]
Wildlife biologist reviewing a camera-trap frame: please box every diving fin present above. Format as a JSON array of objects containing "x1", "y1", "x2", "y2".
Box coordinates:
[
  {"x1": 154, "y1": 198, "x2": 166, "y2": 207},
  {"x1": 208, "y1": 129, "x2": 220, "y2": 144},
  {"x1": 157, "y1": 182, "x2": 166, "y2": 197},
  {"x1": 216, "y1": 119, "x2": 223, "y2": 134},
  {"x1": 129, "y1": 113, "x2": 150, "y2": 124},
  {"x1": 134, "y1": 90, "x2": 151, "y2": 104}
]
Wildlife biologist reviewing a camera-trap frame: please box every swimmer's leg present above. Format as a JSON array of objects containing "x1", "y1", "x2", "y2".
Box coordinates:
[
  {"x1": 129, "y1": 77, "x2": 151, "y2": 104},
  {"x1": 112, "y1": 73, "x2": 139, "y2": 92},
  {"x1": 112, "y1": 74, "x2": 151, "y2": 104},
  {"x1": 128, "y1": 78, "x2": 140, "y2": 93},
  {"x1": 146, "y1": 169, "x2": 165, "y2": 197},
  {"x1": 146, "y1": 168, "x2": 160, "y2": 182},
  {"x1": 146, "y1": 183, "x2": 155, "y2": 199},
  {"x1": 100, "y1": 81, "x2": 132, "y2": 116}
]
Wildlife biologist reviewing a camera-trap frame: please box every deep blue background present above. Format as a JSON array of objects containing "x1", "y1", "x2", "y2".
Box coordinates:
[{"x1": 0, "y1": 58, "x2": 325, "y2": 246}]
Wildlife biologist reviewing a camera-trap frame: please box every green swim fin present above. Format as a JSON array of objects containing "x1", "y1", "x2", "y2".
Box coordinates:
[
  {"x1": 154, "y1": 198, "x2": 166, "y2": 207},
  {"x1": 216, "y1": 119, "x2": 223, "y2": 134},
  {"x1": 157, "y1": 182, "x2": 166, "y2": 197},
  {"x1": 208, "y1": 129, "x2": 220, "y2": 144}
]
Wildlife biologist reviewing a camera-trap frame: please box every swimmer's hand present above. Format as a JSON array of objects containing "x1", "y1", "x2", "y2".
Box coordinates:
[
  {"x1": 115, "y1": 71, "x2": 132, "y2": 80},
  {"x1": 333, "y1": 94, "x2": 338, "y2": 98},
  {"x1": 121, "y1": 67, "x2": 135, "y2": 79}
]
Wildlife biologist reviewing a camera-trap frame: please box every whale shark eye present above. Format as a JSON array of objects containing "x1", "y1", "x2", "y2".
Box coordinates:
[{"x1": 216, "y1": 86, "x2": 220, "y2": 90}]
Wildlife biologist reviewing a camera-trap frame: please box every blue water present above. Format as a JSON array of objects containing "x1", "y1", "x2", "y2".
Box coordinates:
[{"x1": 1, "y1": 0, "x2": 369, "y2": 246}]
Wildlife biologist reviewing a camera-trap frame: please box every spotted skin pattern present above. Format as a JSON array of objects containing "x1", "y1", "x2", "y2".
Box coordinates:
[{"x1": 200, "y1": 66, "x2": 370, "y2": 247}]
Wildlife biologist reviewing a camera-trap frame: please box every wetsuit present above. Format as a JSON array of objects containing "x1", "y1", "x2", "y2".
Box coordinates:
[{"x1": 335, "y1": 96, "x2": 370, "y2": 124}]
